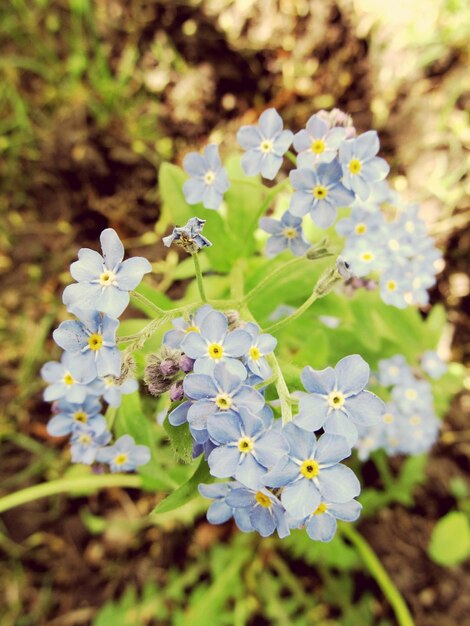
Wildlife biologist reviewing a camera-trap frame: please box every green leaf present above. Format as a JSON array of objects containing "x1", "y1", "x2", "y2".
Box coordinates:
[
  {"x1": 428, "y1": 511, "x2": 470, "y2": 566},
  {"x1": 163, "y1": 416, "x2": 194, "y2": 464},
  {"x1": 152, "y1": 457, "x2": 211, "y2": 515},
  {"x1": 283, "y1": 528, "x2": 360, "y2": 570},
  {"x1": 115, "y1": 393, "x2": 175, "y2": 491}
]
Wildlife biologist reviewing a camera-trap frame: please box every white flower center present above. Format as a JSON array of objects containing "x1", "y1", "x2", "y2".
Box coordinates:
[
  {"x1": 204, "y1": 170, "x2": 216, "y2": 185},
  {"x1": 260, "y1": 139, "x2": 274, "y2": 154},
  {"x1": 100, "y1": 270, "x2": 117, "y2": 287}
]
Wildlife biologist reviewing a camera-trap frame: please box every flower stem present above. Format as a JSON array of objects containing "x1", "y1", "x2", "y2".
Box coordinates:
[
  {"x1": 285, "y1": 150, "x2": 297, "y2": 166},
  {"x1": 264, "y1": 291, "x2": 319, "y2": 334},
  {"x1": 192, "y1": 253, "x2": 207, "y2": 303},
  {"x1": 340, "y1": 524, "x2": 415, "y2": 626},
  {"x1": 130, "y1": 290, "x2": 165, "y2": 315},
  {"x1": 243, "y1": 256, "x2": 306, "y2": 304},
  {"x1": 0, "y1": 474, "x2": 143, "y2": 514},
  {"x1": 267, "y1": 353, "x2": 293, "y2": 424}
]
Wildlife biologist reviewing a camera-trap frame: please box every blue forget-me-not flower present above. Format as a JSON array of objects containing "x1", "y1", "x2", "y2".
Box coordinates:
[
  {"x1": 163, "y1": 304, "x2": 213, "y2": 350},
  {"x1": 339, "y1": 131, "x2": 390, "y2": 201},
  {"x1": 41, "y1": 352, "x2": 102, "y2": 403},
  {"x1": 293, "y1": 113, "x2": 347, "y2": 168},
  {"x1": 225, "y1": 485, "x2": 290, "y2": 538},
  {"x1": 96, "y1": 434, "x2": 151, "y2": 472},
  {"x1": 47, "y1": 396, "x2": 105, "y2": 437},
  {"x1": 293, "y1": 498, "x2": 362, "y2": 543},
  {"x1": 163, "y1": 217, "x2": 212, "y2": 252},
  {"x1": 70, "y1": 422, "x2": 111, "y2": 465},
  {"x1": 62, "y1": 228, "x2": 152, "y2": 319},
  {"x1": 242, "y1": 322, "x2": 277, "y2": 380},
  {"x1": 259, "y1": 211, "x2": 310, "y2": 258},
  {"x1": 182, "y1": 145, "x2": 229, "y2": 210},
  {"x1": 421, "y1": 350, "x2": 447, "y2": 379},
  {"x1": 237, "y1": 108, "x2": 293, "y2": 180}
]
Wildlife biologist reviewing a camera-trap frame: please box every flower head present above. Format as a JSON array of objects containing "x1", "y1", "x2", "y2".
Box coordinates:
[
  {"x1": 237, "y1": 108, "x2": 293, "y2": 180},
  {"x1": 182, "y1": 145, "x2": 229, "y2": 210},
  {"x1": 289, "y1": 161, "x2": 354, "y2": 229},
  {"x1": 52, "y1": 310, "x2": 121, "y2": 384},
  {"x1": 163, "y1": 304, "x2": 213, "y2": 349},
  {"x1": 47, "y1": 396, "x2": 104, "y2": 437},
  {"x1": 293, "y1": 113, "x2": 347, "y2": 167},
  {"x1": 295, "y1": 355, "x2": 384, "y2": 447},
  {"x1": 96, "y1": 434, "x2": 151, "y2": 472},
  {"x1": 293, "y1": 499, "x2": 362, "y2": 543},
  {"x1": 225, "y1": 485, "x2": 290, "y2": 538},
  {"x1": 62, "y1": 229, "x2": 152, "y2": 318},
  {"x1": 70, "y1": 422, "x2": 111, "y2": 465},
  {"x1": 242, "y1": 322, "x2": 277, "y2": 380},
  {"x1": 421, "y1": 350, "x2": 447, "y2": 379},
  {"x1": 198, "y1": 482, "x2": 256, "y2": 533},
  {"x1": 339, "y1": 131, "x2": 390, "y2": 201},
  {"x1": 41, "y1": 352, "x2": 102, "y2": 403},
  {"x1": 259, "y1": 211, "x2": 310, "y2": 258},
  {"x1": 163, "y1": 217, "x2": 212, "y2": 252}
]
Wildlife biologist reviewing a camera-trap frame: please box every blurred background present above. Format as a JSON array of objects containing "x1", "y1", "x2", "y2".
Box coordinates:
[{"x1": 1, "y1": 0, "x2": 469, "y2": 625}]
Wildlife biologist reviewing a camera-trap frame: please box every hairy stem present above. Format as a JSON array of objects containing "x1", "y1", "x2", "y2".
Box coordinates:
[
  {"x1": 267, "y1": 353, "x2": 293, "y2": 424},
  {"x1": 340, "y1": 524, "x2": 415, "y2": 626},
  {"x1": 0, "y1": 474, "x2": 143, "y2": 514},
  {"x1": 192, "y1": 253, "x2": 207, "y2": 303},
  {"x1": 285, "y1": 150, "x2": 297, "y2": 166},
  {"x1": 130, "y1": 290, "x2": 165, "y2": 315},
  {"x1": 243, "y1": 256, "x2": 305, "y2": 304},
  {"x1": 264, "y1": 291, "x2": 319, "y2": 334}
]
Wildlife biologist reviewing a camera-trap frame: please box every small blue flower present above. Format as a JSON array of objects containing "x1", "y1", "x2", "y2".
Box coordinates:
[
  {"x1": 182, "y1": 145, "x2": 229, "y2": 210},
  {"x1": 181, "y1": 309, "x2": 251, "y2": 378},
  {"x1": 70, "y1": 422, "x2": 111, "y2": 465},
  {"x1": 335, "y1": 207, "x2": 384, "y2": 239},
  {"x1": 41, "y1": 352, "x2": 102, "y2": 403},
  {"x1": 379, "y1": 271, "x2": 410, "y2": 309},
  {"x1": 198, "y1": 482, "x2": 254, "y2": 532},
  {"x1": 163, "y1": 304, "x2": 213, "y2": 349},
  {"x1": 394, "y1": 206, "x2": 428, "y2": 244},
  {"x1": 421, "y1": 350, "x2": 447, "y2": 379},
  {"x1": 237, "y1": 108, "x2": 293, "y2": 180},
  {"x1": 263, "y1": 424, "x2": 360, "y2": 519},
  {"x1": 289, "y1": 161, "x2": 354, "y2": 229},
  {"x1": 293, "y1": 113, "x2": 347, "y2": 167},
  {"x1": 225, "y1": 485, "x2": 290, "y2": 538},
  {"x1": 342, "y1": 236, "x2": 387, "y2": 277},
  {"x1": 207, "y1": 407, "x2": 288, "y2": 488},
  {"x1": 339, "y1": 131, "x2": 390, "y2": 201},
  {"x1": 377, "y1": 355, "x2": 413, "y2": 387},
  {"x1": 47, "y1": 397, "x2": 105, "y2": 437},
  {"x1": 295, "y1": 355, "x2": 384, "y2": 447},
  {"x1": 391, "y1": 379, "x2": 434, "y2": 414},
  {"x1": 96, "y1": 434, "x2": 151, "y2": 472},
  {"x1": 259, "y1": 211, "x2": 310, "y2": 258},
  {"x1": 62, "y1": 229, "x2": 152, "y2": 318},
  {"x1": 293, "y1": 498, "x2": 362, "y2": 543},
  {"x1": 183, "y1": 363, "x2": 265, "y2": 438},
  {"x1": 163, "y1": 217, "x2": 212, "y2": 252},
  {"x1": 52, "y1": 309, "x2": 121, "y2": 384},
  {"x1": 98, "y1": 376, "x2": 139, "y2": 407},
  {"x1": 242, "y1": 322, "x2": 277, "y2": 380}
]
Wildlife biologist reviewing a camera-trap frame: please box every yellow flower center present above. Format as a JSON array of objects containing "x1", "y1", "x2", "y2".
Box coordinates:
[
  {"x1": 313, "y1": 502, "x2": 328, "y2": 515},
  {"x1": 409, "y1": 415, "x2": 422, "y2": 426},
  {"x1": 73, "y1": 411, "x2": 88, "y2": 423},
  {"x1": 78, "y1": 434, "x2": 92, "y2": 445},
  {"x1": 255, "y1": 491, "x2": 272, "y2": 508},
  {"x1": 387, "y1": 280, "x2": 397, "y2": 292},
  {"x1": 311, "y1": 139, "x2": 325, "y2": 154},
  {"x1": 208, "y1": 343, "x2": 224, "y2": 359},
  {"x1": 260, "y1": 139, "x2": 274, "y2": 154},
  {"x1": 405, "y1": 221, "x2": 415, "y2": 234},
  {"x1": 355, "y1": 223, "x2": 367, "y2": 235},
  {"x1": 389, "y1": 366, "x2": 399, "y2": 377},
  {"x1": 238, "y1": 436, "x2": 254, "y2": 453},
  {"x1": 405, "y1": 389, "x2": 417, "y2": 400},
  {"x1": 63, "y1": 372, "x2": 75, "y2": 385},
  {"x1": 313, "y1": 185, "x2": 328, "y2": 199},
  {"x1": 99, "y1": 270, "x2": 116, "y2": 286},
  {"x1": 388, "y1": 239, "x2": 400, "y2": 251},
  {"x1": 283, "y1": 227, "x2": 297, "y2": 240},
  {"x1": 383, "y1": 412, "x2": 394, "y2": 424},
  {"x1": 300, "y1": 459, "x2": 319, "y2": 479},
  {"x1": 104, "y1": 376, "x2": 115, "y2": 388},
  {"x1": 249, "y1": 346, "x2": 261, "y2": 361},
  {"x1": 215, "y1": 393, "x2": 232, "y2": 410},
  {"x1": 185, "y1": 325, "x2": 200, "y2": 333},
  {"x1": 360, "y1": 251, "x2": 374, "y2": 262},
  {"x1": 203, "y1": 170, "x2": 215, "y2": 185},
  {"x1": 88, "y1": 334, "x2": 103, "y2": 351},
  {"x1": 114, "y1": 453, "x2": 129, "y2": 466},
  {"x1": 349, "y1": 159, "x2": 362, "y2": 174},
  {"x1": 327, "y1": 391, "x2": 345, "y2": 409}
]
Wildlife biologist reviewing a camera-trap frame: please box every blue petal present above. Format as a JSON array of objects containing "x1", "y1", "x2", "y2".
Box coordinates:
[
  {"x1": 281, "y1": 479, "x2": 321, "y2": 519},
  {"x1": 262, "y1": 457, "x2": 299, "y2": 487},
  {"x1": 207, "y1": 413, "x2": 241, "y2": 444},
  {"x1": 183, "y1": 178, "x2": 205, "y2": 204},
  {"x1": 328, "y1": 499, "x2": 362, "y2": 522},
  {"x1": 183, "y1": 373, "x2": 218, "y2": 400},
  {"x1": 283, "y1": 422, "x2": 317, "y2": 459},
  {"x1": 295, "y1": 395, "x2": 328, "y2": 431},
  {"x1": 273, "y1": 130, "x2": 293, "y2": 155},
  {"x1": 305, "y1": 512, "x2": 337, "y2": 542},
  {"x1": 47, "y1": 414, "x2": 73, "y2": 436},
  {"x1": 241, "y1": 150, "x2": 264, "y2": 177},
  {"x1": 310, "y1": 203, "x2": 336, "y2": 229},
  {"x1": 100, "y1": 228, "x2": 124, "y2": 269},
  {"x1": 236, "y1": 453, "x2": 266, "y2": 489},
  {"x1": 323, "y1": 412, "x2": 358, "y2": 448},
  {"x1": 187, "y1": 400, "x2": 216, "y2": 429},
  {"x1": 258, "y1": 108, "x2": 283, "y2": 137},
  {"x1": 345, "y1": 391, "x2": 384, "y2": 426},
  {"x1": 251, "y1": 506, "x2": 276, "y2": 537},
  {"x1": 223, "y1": 329, "x2": 252, "y2": 357},
  {"x1": 116, "y1": 257, "x2": 152, "y2": 291},
  {"x1": 168, "y1": 401, "x2": 191, "y2": 426},
  {"x1": 259, "y1": 217, "x2": 283, "y2": 235},
  {"x1": 265, "y1": 235, "x2": 288, "y2": 257},
  {"x1": 70, "y1": 249, "x2": 103, "y2": 281},
  {"x1": 96, "y1": 347, "x2": 121, "y2": 378},
  {"x1": 202, "y1": 186, "x2": 223, "y2": 210},
  {"x1": 200, "y1": 310, "x2": 227, "y2": 343},
  {"x1": 226, "y1": 488, "x2": 255, "y2": 508},
  {"x1": 254, "y1": 430, "x2": 289, "y2": 468},
  {"x1": 289, "y1": 191, "x2": 313, "y2": 218},
  {"x1": 361, "y1": 157, "x2": 389, "y2": 181},
  {"x1": 261, "y1": 154, "x2": 283, "y2": 180},
  {"x1": 204, "y1": 144, "x2": 222, "y2": 170},
  {"x1": 96, "y1": 287, "x2": 130, "y2": 318},
  {"x1": 183, "y1": 152, "x2": 206, "y2": 176},
  {"x1": 237, "y1": 125, "x2": 262, "y2": 150},
  {"x1": 316, "y1": 433, "x2": 351, "y2": 466},
  {"x1": 355, "y1": 130, "x2": 379, "y2": 159},
  {"x1": 317, "y1": 465, "x2": 360, "y2": 503},
  {"x1": 335, "y1": 354, "x2": 370, "y2": 395},
  {"x1": 213, "y1": 363, "x2": 242, "y2": 394},
  {"x1": 207, "y1": 500, "x2": 233, "y2": 524},
  {"x1": 301, "y1": 366, "x2": 335, "y2": 394},
  {"x1": 181, "y1": 332, "x2": 207, "y2": 359},
  {"x1": 53, "y1": 320, "x2": 88, "y2": 352},
  {"x1": 289, "y1": 236, "x2": 310, "y2": 256}
]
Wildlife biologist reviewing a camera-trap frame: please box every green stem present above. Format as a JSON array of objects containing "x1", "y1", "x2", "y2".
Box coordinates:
[
  {"x1": 117, "y1": 317, "x2": 168, "y2": 345},
  {"x1": 192, "y1": 253, "x2": 207, "y2": 303},
  {"x1": 0, "y1": 474, "x2": 143, "y2": 514},
  {"x1": 243, "y1": 256, "x2": 305, "y2": 304},
  {"x1": 285, "y1": 150, "x2": 297, "y2": 166},
  {"x1": 264, "y1": 291, "x2": 319, "y2": 334},
  {"x1": 267, "y1": 353, "x2": 292, "y2": 424},
  {"x1": 244, "y1": 178, "x2": 291, "y2": 254},
  {"x1": 372, "y1": 451, "x2": 395, "y2": 490},
  {"x1": 130, "y1": 290, "x2": 165, "y2": 315},
  {"x1": 340, "y1": 524, "x2": 415, "y2": 626}
]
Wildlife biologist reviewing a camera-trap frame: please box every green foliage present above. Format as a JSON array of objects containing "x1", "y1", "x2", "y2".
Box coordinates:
[
  {"x1": 163, "y1": 416, "x2": 194, "y2": 464},
  {"x1": 428, "y1": 511, "x2": 470, "y2": 566},
  {"x1": 93, "y1": 582, "x2": 169, "y2": 625},
  {"x1": 283, "y1": 529, "x2": 360, "y2": 570},
  {"x1": 152, "y1": 457, "x2": 211, "y2": 515}
]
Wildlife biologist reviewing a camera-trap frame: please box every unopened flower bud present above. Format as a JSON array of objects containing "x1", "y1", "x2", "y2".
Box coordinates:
[
  {"x1": 169, "y1": 380, "x2": 185, "y2": 402},
  {"x1": 336, "y1": 256, "x2": 353, "y2": 280},
  {"x1": 179, "y1": 354, "x2": 194, "y2": 373},
  {"x1": 317, "y1": 108, "x2": 356, "y2": 137},
  {"x1": 313, "y1": 256, "x2": 353, "y2": 297},
  {"x1": 226, "y1": 310, "x2": 241, "y2": 330},
  {"x1": 160, "y1": 358, "x2": 180, "y2": 377}
]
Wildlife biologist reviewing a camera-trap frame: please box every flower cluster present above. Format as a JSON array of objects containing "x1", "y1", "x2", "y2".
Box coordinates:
[
  {"x1": 42, "y1": 229, "x2": 151, "y2": 472},
  {"x1": 355, "y1": 353, "x2": 445, "y2": 459},
  {"x1": 337, "y1": 202, "x2": 443, "y2": 308},
  {"x1": 160, "y1": 315, "x2": 383, "y2": 541}
]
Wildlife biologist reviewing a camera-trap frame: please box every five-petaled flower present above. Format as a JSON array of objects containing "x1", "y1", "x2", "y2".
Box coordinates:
[
  {"x1": 259, "y1": 211, "x2": 310, "y2": 258},
  {"x1": 339, "y1": 131, "x2": 389, "y2": 201},
  {"x1": 96, "y1": 434, "x2": 151, "y2": 472},
  {"x1": 182, "y1": 145, "x2": 229, "y2": 210}
]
